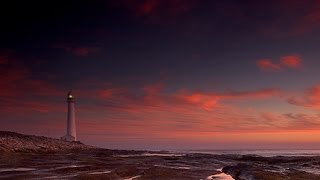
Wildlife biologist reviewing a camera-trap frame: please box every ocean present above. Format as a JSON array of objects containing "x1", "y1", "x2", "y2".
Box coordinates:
[{"x1": 180, "y1": 149, "x2": 320, "y2": 157}]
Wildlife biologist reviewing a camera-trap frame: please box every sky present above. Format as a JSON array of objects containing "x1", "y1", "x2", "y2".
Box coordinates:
[{"x1": 1, "y1": 0, "x2": 320, "y2": 150}]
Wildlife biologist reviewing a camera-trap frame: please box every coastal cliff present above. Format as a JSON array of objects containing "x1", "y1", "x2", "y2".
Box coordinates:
[{"x1": 0, "y1": 131, "x2": 95, "y2": 153}]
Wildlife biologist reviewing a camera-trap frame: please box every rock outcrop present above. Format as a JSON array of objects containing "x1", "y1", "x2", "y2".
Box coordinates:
[{"x1": 0, "y1": 131, "x2": 95, "y2": 153}]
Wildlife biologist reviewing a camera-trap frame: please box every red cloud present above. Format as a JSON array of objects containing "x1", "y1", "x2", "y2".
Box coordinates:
[
  {"x1": 180, "y1": 92, "x2": 220, "y2": 111},
  {"x1": 201, "y1": 99, "x2": 219, "y2": 111},
  {"x1": 288, "y1": 84, "x2": 320, "y2": 109},
  {"x1": 257, "y1": 54, "x2": 303, "y2": 71},
  {"x1": 6, "y1": 70, "x2": 320, "y2": 144},
  {"x1": 177, "y1": 88, "x2": 280, "y2": 111},
  {"x1": 79, "y1": 79, "x2": 280, "y2": 114},
  {"x1": 257, "y1": 59, "x2": 281, "y2": 71},
  {"x1": 281, "y1": 54, "x2": 302, "y2": 68}
]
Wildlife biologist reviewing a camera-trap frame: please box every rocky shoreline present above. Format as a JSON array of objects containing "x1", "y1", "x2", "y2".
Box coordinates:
[
  {"x1": 0, "y1": 131, "x2": 319, "y2": 179},
  {"x1": 0, "y1": 131, "x2": 95, "y2": 153},
  {"x1": 222, "y1": 155, "x2": 320, "y2": 180}
]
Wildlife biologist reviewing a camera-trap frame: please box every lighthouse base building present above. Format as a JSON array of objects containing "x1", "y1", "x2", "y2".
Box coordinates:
[
  {"x1": 61, "y1": 91, "x2": 77, "y2": 142},
  {"x1": 61, "y1": 134, "x2": 76, "y2": 142}
]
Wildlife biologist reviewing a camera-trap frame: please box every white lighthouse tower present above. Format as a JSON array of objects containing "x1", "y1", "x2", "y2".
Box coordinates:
[{"x1": 62, "y1": 91, "x2": 77, "y2": 142}]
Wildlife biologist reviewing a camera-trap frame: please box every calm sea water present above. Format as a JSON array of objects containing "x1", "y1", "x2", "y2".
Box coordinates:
[{"x1": 180, "y1": 149, "x2": 320, "y2": 157}]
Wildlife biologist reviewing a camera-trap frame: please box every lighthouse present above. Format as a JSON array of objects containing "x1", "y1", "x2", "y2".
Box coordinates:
[{"x1": 62, "y1": 91, "x2": 77, "y2": 141}]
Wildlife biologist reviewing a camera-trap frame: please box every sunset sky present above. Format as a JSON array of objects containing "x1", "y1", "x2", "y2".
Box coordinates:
[{"x1": 1, "y1": 0, "x2": 320, "y2": 150}]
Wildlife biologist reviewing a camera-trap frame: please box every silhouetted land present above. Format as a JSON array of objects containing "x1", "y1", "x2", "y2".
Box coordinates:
[{"x1": 0, "y1": 131, "x2": 319, "y2": 179}]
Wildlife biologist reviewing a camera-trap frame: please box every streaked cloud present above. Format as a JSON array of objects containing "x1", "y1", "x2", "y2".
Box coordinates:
[
  {"x1": 260, "y1": 112, "x2": 320, "y2": 130},
  {"x1": 257, "y1": 59, "x2": 281, "y2": 71},
  {"x1": 178, "y1": 88, "x2": 281, "y2": 111},
  {"x1": 288, "y1": 84, "x2": 320, "y2": 109},
  {"x1": 0, "y1": 53, "x2": 63, "y2": 113}
]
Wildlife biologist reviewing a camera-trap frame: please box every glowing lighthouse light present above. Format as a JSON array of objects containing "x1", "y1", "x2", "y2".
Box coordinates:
[{"x1": 61, "y1": 91, "x2": 77, "y2": 142}]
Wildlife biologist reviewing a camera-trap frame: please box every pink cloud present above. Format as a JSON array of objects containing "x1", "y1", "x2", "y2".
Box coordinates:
[{"x1": 257, "y1": 59, "x2": 281, "y2": 71}]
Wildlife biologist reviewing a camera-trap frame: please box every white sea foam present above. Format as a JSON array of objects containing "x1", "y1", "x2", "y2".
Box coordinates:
[
  {"x1": 45, "y1": 165, "x2": 86, "y2": 171},
  {"x1": 41, "y1": 174, "x2": 78, "y2": 179},
  {"x1": 154, "y1": 164, "x2": 191, "y2": 169},
  {"x1": 122, "y1": 175, "x2": 141, "y2": 180},
  {"x1": 300, "y1": 167, "x2": 320, "y2": 175},
  {"x1": 141, "y1": 153, "x2": 184, "y2": 157},
  {"x1": 115, "y1": 153, "x2": 184, "y2": 158},
  {"x1": 0, "y1": 168, "x2": 36, "y2": 172},
  {"x1": 116, "y1": 155, "x2": 135, "y2": 157},
  {"x1": 88, "y1": 170, "x2": 111, "y2": 175}
]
